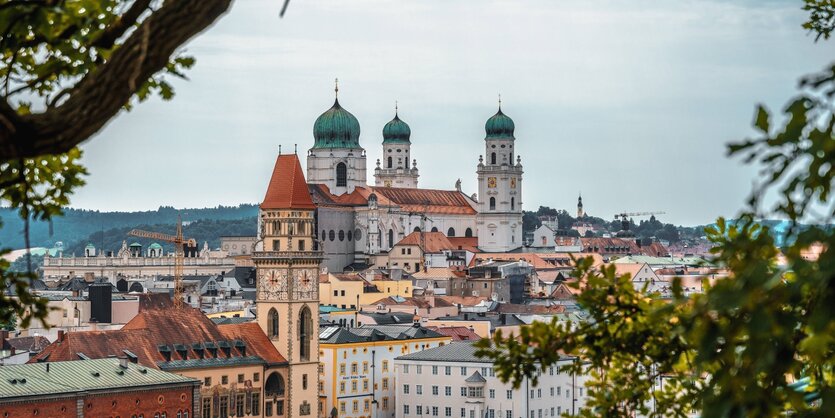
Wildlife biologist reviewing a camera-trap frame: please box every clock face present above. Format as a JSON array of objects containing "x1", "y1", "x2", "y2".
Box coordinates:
[
  {"x1": 488, "y1": 177, "x2": 497, "y2": 188},
  {"x1": 293, "y1": 269, "x2": 317, "y2": 300},
  {"x1": 258, "y1": 269, "x2": 288, "y2": 300}
]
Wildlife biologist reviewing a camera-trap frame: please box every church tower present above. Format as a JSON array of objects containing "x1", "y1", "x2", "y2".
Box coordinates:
[
  {"x1": 477, "y1": 101, "x2": 523, "y2": 252},
  {"x1": 374, "y1": 105, "x2": 419, "y2": 188},
  {"x1": 577, "y1": 194, "x2": 584, "y2": 218},
  {"x1": 255, "y1": 153, "x2": 322, "y2": 417},
  {"x1": 307, "y1": 80, "x2": 367, "y2": 195}
]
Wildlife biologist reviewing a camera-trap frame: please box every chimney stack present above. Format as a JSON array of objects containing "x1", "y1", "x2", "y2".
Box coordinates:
[
  {"x1": 118, "y1": 356, "x2": 129, "y2": 369},
  {"x1": 57, "y1": 330, "x2": 65, "y2": 342}
]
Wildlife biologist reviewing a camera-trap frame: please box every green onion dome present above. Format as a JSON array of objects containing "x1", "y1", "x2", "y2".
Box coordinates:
[
  {"x1": 382, "y1": 114, "x2": 411, "y2": 143},
  {"x1": 312, "y1": 99, "x2": 362, "y2": 149},
  {"x1": 485, "y1": 108, "x2": 515, "y2": 139}
]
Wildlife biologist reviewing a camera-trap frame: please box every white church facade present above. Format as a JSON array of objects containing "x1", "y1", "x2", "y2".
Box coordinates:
[{"x1": 303, "y1": 85, "x2": 524, "y2": 272}]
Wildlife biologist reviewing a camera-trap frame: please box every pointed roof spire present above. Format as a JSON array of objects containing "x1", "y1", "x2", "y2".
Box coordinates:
[
  {"x1": 261, "y1": 154, "x2": 316, "y2": 210},
  {"x1": 498, "y1": 93, "x2": 502, "y2": 111},
  {"x1": 334, "y1": 77, "x2": 339, "y2": 99},
  {"x1": 395, "y1": 100, "x2": 399, "y2": 117}
]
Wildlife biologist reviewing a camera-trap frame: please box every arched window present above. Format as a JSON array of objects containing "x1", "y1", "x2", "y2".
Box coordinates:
[
  {"x1": 299, "y1": 307, "x2": 313, "y2": 361},
  {"x1": 491, "y1": 152, "x2": 496, "y2": 165},
  {"x1": 489, "y1": 197, "x2": 496, "y2": 210},
  {"x1": 465, "y1": 228, "x2": 473, "y2": 238},
  {"x1": 267, "y1": 308, "x2": 279, "y2": 338},
  {"x1": 511, "y1": 197, "x2": 515, "y2": 210},
  {"x1": 265, "y1": 372, "x2": 285, "y2": 397},
  {"x1": 413, "y1": 227, "x2": 421, "y2": 233},
  {"x1": 431, "y1": 227, "x2": 438, "y2": 232},
  {"x1": 406, "y1": 158, "x2": 410, "y2": 169},
  {"x1": 336, "y1": 162, "x2": 347, "y2": 187},
  {"x1": 447, "y1": 227, "x2": 456, "y2": 237},
  {"x1": 388, "y1": 229, "x2": 394, "y2": 248},
  {"x1": 510, "y1": 152, "x2": 513, "y2": 163},
  {"x1": 387, "y1": 156, "x2": 392, "y2": 168}
]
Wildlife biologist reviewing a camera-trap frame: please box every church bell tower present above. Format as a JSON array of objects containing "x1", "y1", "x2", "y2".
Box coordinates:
[
  {"x1": 477, "y1": 99, "x2": 523, "y2": 252},
  {"x1": 255, "y1": 152, "x2": 322, "y2": 417}
]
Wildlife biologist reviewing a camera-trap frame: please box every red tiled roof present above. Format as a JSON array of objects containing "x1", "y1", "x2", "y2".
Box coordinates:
[
  {"x1": 396, "y1": 232, "x2": 455, "y2": 253},
  {"x1": 470, "y1": 253, "x2": 553, "y2": 269},
  {"x1": 425, "y1": 326, "x2": 481, "y2": 342},
  {"x1": 580, "y1": 237, "x2": 669, "y2": 257},
  {"x1": 262, "y1": 154, "x2": 315, "y2": 210},
  {"x1": 447, "y1": 237, "x2": 480, "y2": 252},
  {"x1": 371, "y1": 187, "x2": 477, "y2": 215},
  {"x1": 32, "y1": 306, "x2": 286, "y2": 368}
]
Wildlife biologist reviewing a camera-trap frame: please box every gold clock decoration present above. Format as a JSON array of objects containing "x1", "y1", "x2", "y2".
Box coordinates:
[
  {"x1": 510, "y1": 177, "x2": 516, "y2": 189},
  {"x1": 488, "y1": 177, "x2": 497, "y2": 188}
]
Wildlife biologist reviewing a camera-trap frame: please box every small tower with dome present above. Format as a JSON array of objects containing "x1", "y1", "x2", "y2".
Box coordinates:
[
  {"x1": 306, "y1": 79, "x2": 368, "y2": 195},
  {"x1": 374, "y1": 103, "x2": 419, "y2": 188},
  {"x1": 476, "y1": 97, "x2": 524, "y2": 252}
]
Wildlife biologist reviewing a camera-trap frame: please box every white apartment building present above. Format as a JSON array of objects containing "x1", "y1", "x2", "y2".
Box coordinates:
[
  {"x1": 395, "y1": 342, "x2": 589, "y2": 418},
  {"x1": 319, "y1": 324, "x2": 452, "y2": 418}
]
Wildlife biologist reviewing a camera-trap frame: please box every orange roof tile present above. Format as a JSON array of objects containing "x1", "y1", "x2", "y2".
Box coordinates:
[
  {"x1": 262, "y1": 154, "x2": 315, "y2": 210},
  {"x1": 372, "y1": 187, "x2": 477, "y2": 215},
  {"x1": 424, "y1": 326, "x2": 481, "y2": 341},
  {"x1": 448, "y1": 237, "x2": 480, "y2": 252},
  {"x1": 396, "y1": 232, "x2": 456, "y2": 253},
  {"x1": 32, "y1": 306, "x2": 286, "y2": 367}
]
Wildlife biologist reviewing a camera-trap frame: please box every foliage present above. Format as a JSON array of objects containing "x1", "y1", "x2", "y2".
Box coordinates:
[
  {"x1": 478, "y1": 5, "x2": 835, "y2": 417},
  {"x1": 8, "y1": 253, "x2": 44, "y2": 274},
  {"x1": 0, "y1": 0, "x2": 232, "y2": 329},
  {"x1": 62, "y1": 217, "x2": 257, "y2": 257},
  {"x1": 0, "y1": 204, "x2": 259, "y2": 250}
]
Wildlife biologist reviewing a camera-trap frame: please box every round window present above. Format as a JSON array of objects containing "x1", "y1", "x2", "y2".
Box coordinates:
[
  {"x1": 329, "y1": 230, "x2": 335, "y2": 241},
  {"x1": 339, "y1": 230, "x2": 345, "y2": 241},
  {"x1": 500, "y1": 144, "x2": 506, "y2": 148},
  {"x1": 347, "y1": 231, "x2": 353, "y2": 241},
  {"x1": 354, "y1": 229, "x2": 362, "y2": 240}
]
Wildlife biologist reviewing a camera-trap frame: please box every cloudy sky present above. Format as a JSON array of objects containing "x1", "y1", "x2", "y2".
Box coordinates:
[{"x1": 71, "y1": 0, "x2": 831, "y2": 225}]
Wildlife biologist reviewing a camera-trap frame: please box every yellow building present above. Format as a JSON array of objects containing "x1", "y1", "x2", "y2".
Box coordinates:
[
  {"x1": 318, "y1": 324, "x2": 452, "y2": 418},
  {"x1": 319, "y1": 272, "x2": 411, "y2": 309}
]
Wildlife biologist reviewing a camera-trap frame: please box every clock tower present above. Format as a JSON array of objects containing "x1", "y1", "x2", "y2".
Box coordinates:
[
  {"x1": 477, "y1": 101, "x2": 524, "y2": 252},
  {"x1": 255, "y1": 153, "x2": 322, "y2": 417}
]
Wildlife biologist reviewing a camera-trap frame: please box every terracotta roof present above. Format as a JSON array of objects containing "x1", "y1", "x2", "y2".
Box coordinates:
[
  {"x1": 5, "y1": 336, "x2": 51, "y2": 353},
  {"x1": 437, "y1": 296, "x2": 487, "y2": 307},
  {"x1": 262, "y1": 154, "x2": 315, "y2": 210},
  {"x1": 396, "y1": 232, "x2": 456, "y2": 253},
  {"x1": 580, "y1": 237, "x2": 669, "y2": 257},
  {"x1": 32, "y1": 306, "x2": 286, "y2": 368},
  {"x1": 424, "y1": 326, "x2": 481, "y2": 342},
  {"x1": 447, "y1": 237, "x2": 480, "y2": 253},
  {"x1": 371, "y1": 187, "x2": 477, "y2": 215}
]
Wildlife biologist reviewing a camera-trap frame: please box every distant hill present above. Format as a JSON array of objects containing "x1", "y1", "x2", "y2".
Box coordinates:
[{"x1": 0, "y1": 205, "x2": 258, "y2": 251}]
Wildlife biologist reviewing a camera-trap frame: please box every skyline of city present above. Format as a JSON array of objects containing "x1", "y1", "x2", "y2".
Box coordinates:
[{"x1": 67, "y1": 0, "x2": 831, "y2": 226}]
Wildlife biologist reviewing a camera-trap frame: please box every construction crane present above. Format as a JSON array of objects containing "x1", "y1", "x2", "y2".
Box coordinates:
[
  {"x1": 614, "y1": 211, "x2": 666, "y2": 236},
  {"x1": 128, "y1": 216, "x2": 196, "y2": 308}
]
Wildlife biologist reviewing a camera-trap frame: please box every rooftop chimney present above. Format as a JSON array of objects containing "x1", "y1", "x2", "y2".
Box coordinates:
[
  {"x1": 118, "y1": 356, "x2": 129, "y2": 369},
  {"x1": 57, "y1": 330, "x2": 65, "y2": 342}
]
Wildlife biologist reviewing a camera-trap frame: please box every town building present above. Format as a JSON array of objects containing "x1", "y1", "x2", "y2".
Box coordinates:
[
  {"x1": 395, "y1": 342, "x2": 589, "y2": 418},
  {"x1": 318, "y1": 323, "x2": 451, "y2": 418},
  {"x1": 253, "y1": 153, "x2": 323, "y2": 417},
  {"x1": 0, "y1": 358, "x2": 199, "y2": 418},
  {"x1": 32, "y1": 302, "x2": 287, "y2": 418},
  {"x1": 302, "y1": 85, "x2": 524, "y2": 273},
  {"x1": 319, "y1": 271, "x2": 411, "y2": 310}
]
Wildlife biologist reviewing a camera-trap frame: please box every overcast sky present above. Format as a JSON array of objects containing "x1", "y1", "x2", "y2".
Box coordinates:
[{"x1": 71, "y1": 0, "x2": 831, "y2": 225}]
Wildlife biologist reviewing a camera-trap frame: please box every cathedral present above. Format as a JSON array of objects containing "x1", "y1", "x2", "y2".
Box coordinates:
[{"x1": 303, "y1": 84, "x2": 525, "y2": 272}]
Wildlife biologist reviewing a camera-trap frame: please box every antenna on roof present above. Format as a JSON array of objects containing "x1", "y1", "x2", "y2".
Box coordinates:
[{"x1": 279, "y1": 144, "x2": 282, "y2": 155}]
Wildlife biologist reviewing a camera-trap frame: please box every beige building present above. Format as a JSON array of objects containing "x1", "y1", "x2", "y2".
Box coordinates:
[
  {"x1": 319, "y1": 272, "x2": 412, "y2": 310},
  {"x1": 253, "y1": 153, "x2": 323, "y2": 417}
]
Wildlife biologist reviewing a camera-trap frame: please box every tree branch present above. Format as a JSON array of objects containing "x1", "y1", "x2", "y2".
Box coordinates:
[
  {"x1": 91, "y1": 0, "x2": 154, "y2": 49},
  {"x1": 0, "y1": 0, "x2": 233, "y2": 159}
]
